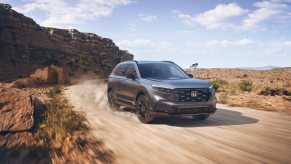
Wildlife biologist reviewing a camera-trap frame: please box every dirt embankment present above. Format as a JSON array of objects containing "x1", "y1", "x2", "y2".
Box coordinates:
[
  {"x1": 66, "y1": 80, "x2": 291, "y2": 163},
  {"x1": 0, "y1": 79, "x2": 114, "y2": 163}
]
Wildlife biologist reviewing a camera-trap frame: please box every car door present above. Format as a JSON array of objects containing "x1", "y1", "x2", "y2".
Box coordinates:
[
  {"x1": 114, "y1": 64, "x2": 128, "y2": 101},
  {"x1": 121, "y1": 63, "x2": 139, "y2": 105}
]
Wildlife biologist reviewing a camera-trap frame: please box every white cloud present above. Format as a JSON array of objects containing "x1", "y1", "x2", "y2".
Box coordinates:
[
  {"x1": 177, "y1": 13, "x2": 196, "y2": 26},
  {"x1": 235, "y1": 38, "x2": 256, "y2": 45},
  {"x1": 175, "y1": 1, "x2": 291, "y2": 30},
  {"x1": 188, "y1": 38, "x2": 255, "y2": 47},
  {"x1": 270, "y1": 40, "x2": 291, "y2": 46},
  {"x1": 263, "y1": 40, "x2": 291, "y2": 55},
  {"x1": 243, "y1": 1, "x2": 288, "y2": 29},
  {"x1": 139, "y1": 14, "x2": 157, "y2": 22},
  {"x1": 264, "y1": 47, "x2": 284, "y2": 54},
  {"x1": 195, "y1": 3, "x2": 247, "y2": 29},
  {"x1": 117, "y1": 39, "x2": 176, "y2": 52},
  {"x1": 14, "y1": 0, "x2": 134, "y2": 28},
  {"x1": 176, "y1": 3, "x2": 246, "y2": 29}
]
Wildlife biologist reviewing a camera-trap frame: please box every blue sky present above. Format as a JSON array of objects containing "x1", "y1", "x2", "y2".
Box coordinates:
[{"x1": 5, "y1": 0, "x2": 291, "y2": 68}]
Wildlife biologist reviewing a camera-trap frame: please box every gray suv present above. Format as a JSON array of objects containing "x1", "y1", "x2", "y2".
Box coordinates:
[{"x1": 107, "y1": 61, "x2": 216, "y2": 123}]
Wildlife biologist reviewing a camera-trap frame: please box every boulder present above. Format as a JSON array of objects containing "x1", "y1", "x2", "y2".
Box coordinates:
[
  {"x1": 50, "y1": 65, "x2": 70, "y2": 84},
  {"x1": 0, "y1": 88, "x2": 34, "y2": 132},
  {"x1": 30, "y1": 65, "x2": 69, "y2": 84}
]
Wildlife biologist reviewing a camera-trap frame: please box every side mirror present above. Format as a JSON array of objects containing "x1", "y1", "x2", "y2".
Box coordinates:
[
  {"x1": 188, "y1": 74, "x2": 193, "y2": 78},
  {"x1": 126, "y1": 73, "x2": 135, "y2": 80}
]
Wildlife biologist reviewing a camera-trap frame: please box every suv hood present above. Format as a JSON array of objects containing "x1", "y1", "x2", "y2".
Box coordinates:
[{"x1": 145, "y1": 78, "x2": 212, "y2": 89}]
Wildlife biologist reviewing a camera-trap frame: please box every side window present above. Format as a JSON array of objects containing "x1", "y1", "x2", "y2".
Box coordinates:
[
  {"x1": 119, "y1": 64, "x2": 128, "y2": 76},
  {"x1": 113, "y1": 65, "x2": 121, "y2": 75},
  {"x1": 126, "y1": 64, "x2": 137, "y2": 77},
  {"x1": 114, "y1": 64, "x2": 128, "y2": 77}
]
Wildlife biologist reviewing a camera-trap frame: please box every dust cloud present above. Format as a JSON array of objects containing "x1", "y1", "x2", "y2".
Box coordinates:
[{"x1": 66, "y1": 80, "x2": 108, "y2": 112}]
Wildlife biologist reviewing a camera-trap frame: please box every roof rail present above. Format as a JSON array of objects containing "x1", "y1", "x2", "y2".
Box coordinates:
[{"x1": 162, "y1": 60, "x2": 174, "y2": 63}]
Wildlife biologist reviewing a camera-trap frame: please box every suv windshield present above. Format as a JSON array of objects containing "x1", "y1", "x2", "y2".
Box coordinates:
[{"x1": 138, "y1": 62, "x2": 189, "y2": 80}]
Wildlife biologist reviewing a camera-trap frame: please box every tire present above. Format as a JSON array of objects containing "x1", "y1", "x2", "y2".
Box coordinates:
[
  {"x1": 107, "y1": 89, "x2": 120, "y2": 111},
  {"x1": 136, "y1": 95, "x2": 154, "y2": 124},
  {"x1": 192, "y1": 114, "x2": 210, "y2": 120}
]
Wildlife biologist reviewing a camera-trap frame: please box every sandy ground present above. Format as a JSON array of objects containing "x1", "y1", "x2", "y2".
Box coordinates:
[{"x1": 65, "y1": 80, "x2": 291, "y2": 164}]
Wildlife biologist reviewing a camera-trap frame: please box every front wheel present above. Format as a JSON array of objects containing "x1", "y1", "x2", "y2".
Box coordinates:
[
  {"x1": 107, "y1": 90, "x2": 120, "y2": 111},
  {"x1": 192, "y1": 114, "x2": 210, "y2": 120},
  {"x1": 136, "y1": 95, "x2": 154, "y2": 124}
]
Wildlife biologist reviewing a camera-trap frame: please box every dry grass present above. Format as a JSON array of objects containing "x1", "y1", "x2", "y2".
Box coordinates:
[{"x1": 35, "y1": 86, "x2": 89, "y2": 146}]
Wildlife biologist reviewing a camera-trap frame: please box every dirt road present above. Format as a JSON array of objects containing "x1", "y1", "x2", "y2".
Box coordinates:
[{"x1": 66, "y1": 80, "x2": 291, "y2": 164}]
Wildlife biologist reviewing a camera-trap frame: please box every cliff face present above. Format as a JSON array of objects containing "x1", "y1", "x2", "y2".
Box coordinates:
[{"x1": 0, "y1": 3, "x2": 133, "y2": 81}]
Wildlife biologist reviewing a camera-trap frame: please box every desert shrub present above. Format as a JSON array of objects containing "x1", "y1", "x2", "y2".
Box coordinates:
[
  {"x1": 210, "y1": 79, "x2": 228, "y2": 91},
  {"x1": 47, "y1": 85, "x2": 63, "y2": 98},
  {"x1": 239, "y1": 80, "x2": 253, "y2": 92},
  {"x1": 36, "y1": 87, "x2": 89, "y2": 145},
  {"x1": 259, "y1": 87, "x2": 291, "y2": 96},
  {"x1": 243, "y1": 74, "x2": 248, "y2": 78}
]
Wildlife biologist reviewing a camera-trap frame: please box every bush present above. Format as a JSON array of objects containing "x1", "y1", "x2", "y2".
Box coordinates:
[
  {"x1": 243, "y1": 74, "x2": 248, "y2": 78},
  {"x1": 36, "y1": 87, "x2": 89, "y2": 145},
  {"x1": 259, "y1": 87, "x2": 291, "y2": 96},
  {"x1": 47, "y1": 85, "x2": 63, "y2": 98},
  {"x1": 239, "y1": 80, "x2": 253, "y2": 92},
  {"x1": 210, "y1": 79, "x2": 228, "y2": 91}
]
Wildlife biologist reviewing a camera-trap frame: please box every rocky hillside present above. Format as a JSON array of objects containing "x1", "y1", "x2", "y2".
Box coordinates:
[{"x1": 0, "y1": 3, "x2": 133, "y2": 81}]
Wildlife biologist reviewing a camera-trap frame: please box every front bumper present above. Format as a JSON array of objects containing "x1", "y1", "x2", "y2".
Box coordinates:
[
  {"x1": 151, "y1": 100, "x2": 216, "y2": 116},
  {"x1": 148, "y1": 87, "x2": 217, "y2": 117}
]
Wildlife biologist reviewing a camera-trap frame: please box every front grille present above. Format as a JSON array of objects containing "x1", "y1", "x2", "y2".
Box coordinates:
[
  {"x1": 171, "y1": 107, "x2": 211, "y2": 115},
  {"x1": 175, "y1": 88, "x2": 211, "y2": 102}
]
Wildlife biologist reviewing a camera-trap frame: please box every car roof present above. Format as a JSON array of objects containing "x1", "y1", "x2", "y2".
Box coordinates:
[
  {"x1": 120, "y1": 60, "x2": 173, "y2": 64},
  {"x1": 137, "y1": 60, "x2": 171, "y2": 64}
]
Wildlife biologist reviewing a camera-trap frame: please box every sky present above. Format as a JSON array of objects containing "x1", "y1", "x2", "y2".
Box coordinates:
[{"x1": 4, "y1": 0, "x2": 291, "y2": 68}]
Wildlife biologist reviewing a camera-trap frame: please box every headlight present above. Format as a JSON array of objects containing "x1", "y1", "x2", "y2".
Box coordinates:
[
  {"x1": 152, "y1": 85, "x2": 175, "y2": 93},
  {"x1": 209, "y1": 85, "x2": 215, "y2": 92}
]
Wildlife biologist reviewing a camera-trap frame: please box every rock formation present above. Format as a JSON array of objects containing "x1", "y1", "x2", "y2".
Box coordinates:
[
  {"x1": 30, "y1": 65, "x2": 70, "y2": 84},
  {"x1": 0, "y1": 3, "x2": 133, "y2": 81},
  {"x1": 0, "y1": 87, "x2": 34, "y2": 132}
]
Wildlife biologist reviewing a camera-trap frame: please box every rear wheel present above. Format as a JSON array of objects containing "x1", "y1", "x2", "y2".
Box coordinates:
[
  {"x1": 107, "y1": 90, "x2": 120, "y2": 111},
  {"x1": 192, "y1": 114, "x2": 210, "y2": 120},
  {"x1": 136, "y1": 95, "x2": 154, "y2": 124}
]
